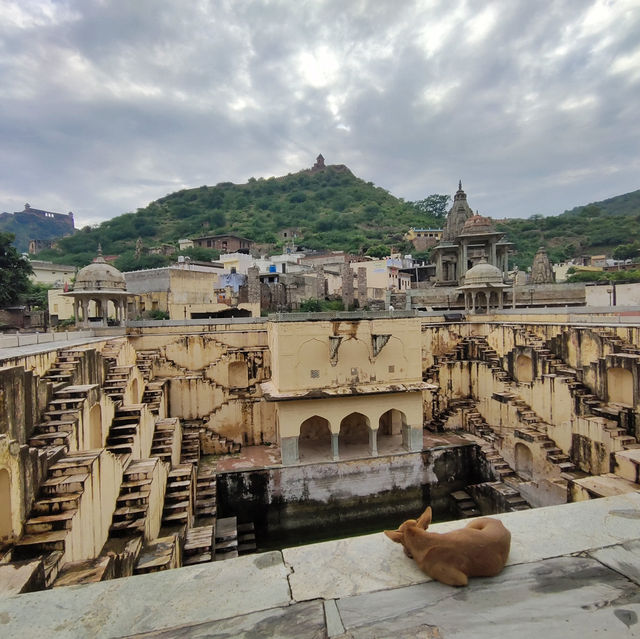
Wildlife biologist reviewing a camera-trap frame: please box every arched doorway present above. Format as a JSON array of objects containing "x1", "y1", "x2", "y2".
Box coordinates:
[
  {"x1": 516, "y1": 354, "x2": 533, "y2": 383},
  {"x1": 0, "y1": 468, "x2": 12, "y2": 539},
  {"x1": 339, "y1": 412, "x2": 370, "y2": 459},
  {"x1": 229, "y1": 361, "x2": 249, "y2": 388},
  {"x1": 88, "y1": 404, "x2": 102, "y2": 449},
  {"x1": 608, "y1": 367, "x2": 633, "y2": 405},
  {"x1": 130, "y1": 378, "x2": 139, "y2": 404},
  {"x1": 515, "y1": 443, "x2": 533, "y2": 480},
  {"x1": 299, "y1": 416, "x2": 332, "y2": 462},
  {"x1": 378, "y1": 409, "x2": 406, "y2": 454}
]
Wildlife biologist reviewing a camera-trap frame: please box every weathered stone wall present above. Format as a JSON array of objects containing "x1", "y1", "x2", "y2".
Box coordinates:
[{"x1": 217, "y1": 444, "x2": 484, "y2": 541}]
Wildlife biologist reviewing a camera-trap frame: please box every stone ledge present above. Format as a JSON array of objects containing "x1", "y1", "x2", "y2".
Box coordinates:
[{"x1": 0, "y1": 493, "x2": 639, "y2": 638}]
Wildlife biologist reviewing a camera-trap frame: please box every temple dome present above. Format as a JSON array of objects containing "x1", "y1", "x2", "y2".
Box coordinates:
[
  {"x1": 461, "y1": 214, "x2": 495, "y2": 235},
  {"x1": 74, "y1": 252, "x2": 126, "y2": 291},
  {"x1": 462, "y1": 259, "x2": 504, "y2": 286}
]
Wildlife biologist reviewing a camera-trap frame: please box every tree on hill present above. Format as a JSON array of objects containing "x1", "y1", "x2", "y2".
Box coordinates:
[
  {"x1": 0, "y1": 232, "x2": 33, "y2": 306},
  {"x1": 410, "y1": 194, "x2": 451, "y2": 220},
  {"x1": 612, "y1": 242, "x2": 640, "y2": 261}
]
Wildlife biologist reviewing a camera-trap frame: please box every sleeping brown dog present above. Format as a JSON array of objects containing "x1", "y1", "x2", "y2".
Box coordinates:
[{"x1": 384, "y1": 506, "x2": 511, "y2": 587}]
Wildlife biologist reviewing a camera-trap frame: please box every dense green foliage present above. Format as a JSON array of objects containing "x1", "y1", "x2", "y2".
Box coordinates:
[
  {"x1": 0, "y1": 232, "x2": 33, "y2": 306},
  {"x1": 0, "y1": 210, "x2": 75, "y2": 253},
  {"x1": 497, "y1": 192, "x2": 640, "y2": 269},
  {"x1": 24, "y1": 165, "x2": 640, "y2": 273},
  {"x1": 566, "y1": 269, "x2": 640, "y2": 284},
  {"x1": 34, "y1": 166, "x2": 444, "y2": 270}
]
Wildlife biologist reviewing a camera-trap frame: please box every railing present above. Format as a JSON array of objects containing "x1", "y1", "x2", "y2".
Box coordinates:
[
  {"x1": 270, "y1": 310, "x2": 419, "y2": 322},
  {"x1": 0, "y1": 330, "x2": 94, "y2": 349}
]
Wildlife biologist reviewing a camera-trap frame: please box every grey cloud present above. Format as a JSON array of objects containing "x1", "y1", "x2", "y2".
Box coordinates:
[{"x1": 0, "y1": 0, "x2": 638, "y2": 228}]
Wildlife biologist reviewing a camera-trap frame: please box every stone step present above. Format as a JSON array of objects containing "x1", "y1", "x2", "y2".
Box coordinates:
[
  {"x1": 34, "y1": 421, "x2": 76, "y2": 435},
  {"x1": 117, "y1": 491, "x2": 150, "y2": 505},
  {"x1": 13, "y1": 530, "x2": 68, "y2": 557},
  {"x1": 25, "y1": 510, "x2": 77, "y2": 534},
  {"x1": 41, "y1": 473, "x2": 88, "y2": 495},
  {"x1": 29, "y1": 432, "x2": 71, "y2": 448},
  {"x1": 112, "y1": 505, "x2": 148, "y2": 520},
  {"x1": 33, "y1": 492, "x2": 82, "y2": 515}
]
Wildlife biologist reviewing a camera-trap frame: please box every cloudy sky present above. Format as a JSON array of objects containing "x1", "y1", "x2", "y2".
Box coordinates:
[{"x1": 1, "y1": 0, "x2": 639, "y2": 228}]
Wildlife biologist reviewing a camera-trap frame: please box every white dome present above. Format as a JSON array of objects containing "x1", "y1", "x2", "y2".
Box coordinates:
[
  {"x1": 74, "y1": 254, "x2": 126, "y2": 291},
  {"x1": 463, "y1": 260, "x2": 504, "y2": 286}
]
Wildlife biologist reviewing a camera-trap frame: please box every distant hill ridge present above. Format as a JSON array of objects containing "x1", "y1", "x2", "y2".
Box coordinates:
[
  {"x1": 10, "y1": 162, "x2": 640, "y2": 271},
  {"x1": 0, "y1": 204, "x2": 75, "y2": 253}
]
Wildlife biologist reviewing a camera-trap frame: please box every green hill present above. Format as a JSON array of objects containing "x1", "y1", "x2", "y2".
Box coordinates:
[
  {"x1": 0, "y1": 207, "x2": 75, "y2": 253},
  {"x1": 34, "y1": 165, "x2": 445, "y2": 270},
  {"x1": 497, "y1": 189, "x2": 640, "y2": 269},
  {"x1": 30, "y1": 164, "x2": 640, "y2": 272}
]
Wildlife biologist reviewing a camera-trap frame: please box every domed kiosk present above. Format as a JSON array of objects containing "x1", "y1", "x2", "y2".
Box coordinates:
[
  {"x1": 457, "y1": 257, "x2": 509, "y2": 313},
  {"x1": 64, "y1": 248, "x2": 135, "y2": 327}
]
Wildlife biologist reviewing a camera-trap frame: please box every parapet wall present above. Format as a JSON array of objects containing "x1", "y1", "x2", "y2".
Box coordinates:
[{"x1": 217, "y1": 443, "x2": 484, "y2": 543}]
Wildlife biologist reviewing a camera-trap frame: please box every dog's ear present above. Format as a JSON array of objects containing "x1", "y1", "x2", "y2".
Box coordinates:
[
  {"x1": 384, "y1": 529, "x2": 403, "y2": 543},
  {"x1": 417, "y1": 506, "x2": 433, "y2": 529}
]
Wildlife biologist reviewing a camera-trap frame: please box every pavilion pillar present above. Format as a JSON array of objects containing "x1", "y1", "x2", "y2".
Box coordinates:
[
  {"x1": 81, "y1": 299, "x2": 89, "y2": 327},
  {"x1": 280, "y1": 436, "x2": 299, "y2": 466},
  {"x1": 369, "y1": 428, "x2": 378, "y2": 456},
  {"x1": 331, "y1": 433, "x2": 339, "y2": 461}
]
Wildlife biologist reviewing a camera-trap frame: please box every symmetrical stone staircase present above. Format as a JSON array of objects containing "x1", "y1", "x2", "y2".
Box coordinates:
[
  {"x1": 162, "y1": 464, "x2": 196, "y2": 529},
  {"x1": 42, "y1": 349, "x2": 85, "y2": 388},
  {"x1": 29, "y1": 384, "x2": 97, "y2": 452},
  {"x1": 12, "y1": 451, "x2": 112, "y2": 585},
  {"x1": 516, "y1": 330, "x2": 637, "y2": 449},
  {"x1": 214, "y1": 516, "x2": 238, "y2": 560},
  {"x1": 237, "y1": 522, "x2": 257, "y2": 555},
  {"x1": 142, "y1": 380, "x2": 166, "y2": 415},
  {"x1": 200, "y1": 429, "x2": 241, "y2": 455},
  {"x1": 102, "y1": 365, "x2": 133, "y2": 406},
  {"x1": 109, "y1": 459, "x2": 161, "y2": 538},
  {"x1": 135, "y1": 350, "x2": 160, "y2": 381},
  {"x1": 100, "y1": 340, "x2": 125, "y2": 369},
  {"x1": 428, "y1": 398, "x2": 476, "y2": 433},
  {"x1": 150, "y1": 417, "x2": 181, "y2": 465},
  {"x1": 450, "y1": 489, "x2": 481, "y2": 518},
  {"x1": 183, "y1": 525, "x2": 215, "y2": 565},
  {"x1": 180, "y1": 428, "x2": 201, "y2": 464},
  {"x1": 195, "y1": 468, "x2": 217, "y2": 521},
  {"x1": 106, "y1": 405, "x2": 144, "y2": 457}
]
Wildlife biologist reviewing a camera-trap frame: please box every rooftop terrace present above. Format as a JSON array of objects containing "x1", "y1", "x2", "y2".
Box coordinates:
[{"x1": 1, "y1": 492, "x2": 639, "y2": 638}]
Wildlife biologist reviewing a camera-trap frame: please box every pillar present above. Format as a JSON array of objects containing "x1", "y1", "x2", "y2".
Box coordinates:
[
  {"x1": 357, "y1": 267, "x2": 367, "y2": 309},
  {"x1": 461, "y1": 243, "x2": 468, "y2": 278},
  {"x1": 369, "y1": 428, "x2": 378, "y2": 456},
  {"x1": 281, "y1": 436, "x2": 299, "y2": 465},
  {"x1": 331, "y1": 433, "x2": 339, "y2": 461},
  {"x1": 403, "y1": 424, "x2": 422, "y2": 452},
  {"x1": 314, "y1": 265, "x2": 325, "y2": 300},
  {"x1": 341, "y1": 263, "x2": 354, "y2": 310},
  {"x1": 81, "y1": 299, "x2": 89, "y2": 327},
  {"x1": 247, "y1": 267, "x2": 261, "y2": 306}
]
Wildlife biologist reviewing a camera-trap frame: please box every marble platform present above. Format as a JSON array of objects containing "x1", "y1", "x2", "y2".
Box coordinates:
[{"x1": 0, "y1": 492, "x2": 639, "y2": 638}]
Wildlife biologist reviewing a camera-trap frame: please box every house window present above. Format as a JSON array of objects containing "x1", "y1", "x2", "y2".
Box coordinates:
[{"x1": 310, "y1": 369, "x2": 320, "y2": 379}]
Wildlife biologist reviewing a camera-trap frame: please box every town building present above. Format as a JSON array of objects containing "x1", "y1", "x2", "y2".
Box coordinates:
[
  {"x1": 191, "y1": 234, "x2": 254, "y2": 254},
  {"x1": 28, "y1": 260, "x2": 76, "y2": 288},
  {"x1": 404, "y1": 227, "x2": 443, "y2": 251}
]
